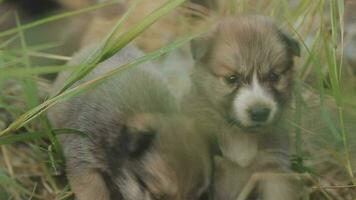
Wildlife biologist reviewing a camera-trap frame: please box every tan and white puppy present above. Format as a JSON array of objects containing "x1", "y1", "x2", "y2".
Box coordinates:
[
  {"x1": 184, "y1": 15, "x2": 302, "y2": 200},
  {"x1": 48, "y1": 45, "x2": 213, "y2": 200}
]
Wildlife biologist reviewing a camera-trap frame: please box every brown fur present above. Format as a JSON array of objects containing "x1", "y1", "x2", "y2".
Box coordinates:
[
  {"x1": 68, "y1": 169, "x2": 110, "y2": 200},
  {"x1": 184, "y1": 15, "x2": 302, "y2": 200}
]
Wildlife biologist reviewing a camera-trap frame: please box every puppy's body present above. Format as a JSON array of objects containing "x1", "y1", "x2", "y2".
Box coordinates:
[
  {"x1": 184, "y1": 16, "x2": 301, "y2": 200},
  {"x1": 48, "y1": 45, "x2": 212, "y2": 200}
]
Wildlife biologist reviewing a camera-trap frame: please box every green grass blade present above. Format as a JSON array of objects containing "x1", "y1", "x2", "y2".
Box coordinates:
[
  {"x1": 0, "y1": 65, "x2": 72, "y2": 79},
  {"x1": 337, "y1": 0, "x2": 344, "y2": 80},
  {"x1": 56, "y1": 0, "x2": 144, "y2": 94},
  {"x1": 59, "y1": 0, "x2": 187, "y2": 94},
  {"x1": 0, "y1": 29, "x2": 205, "y2": 136},
  {"x1": 0, "y1": 132, "x2": 47, "y2": 145},
  {"x1": 103, "y1": 0, "x2": 186, "y2": 60},
  {"x1": 15, "y1": 13, "x2": 39, "y2": 110}
]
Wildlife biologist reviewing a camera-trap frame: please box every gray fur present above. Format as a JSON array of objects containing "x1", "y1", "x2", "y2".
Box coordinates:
[{"x1": 48, "y1": 45, "x2": 212, "y2": 200}]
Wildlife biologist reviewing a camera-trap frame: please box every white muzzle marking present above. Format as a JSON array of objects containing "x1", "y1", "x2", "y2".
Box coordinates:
[{"x1": 233, "y1": 73, "x2": 277, "y2": 127}]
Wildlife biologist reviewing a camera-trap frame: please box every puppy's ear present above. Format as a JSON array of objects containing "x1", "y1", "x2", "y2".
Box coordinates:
[
  {"x1": 278, "y1": 31, "x2": 301, "y2": 57},
  {"x1": 191, "y1": 32, "x2": 215, "y2": 62}
]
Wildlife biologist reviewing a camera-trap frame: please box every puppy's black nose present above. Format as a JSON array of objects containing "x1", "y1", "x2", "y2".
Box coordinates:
[{"x1": 249, "y1": 106, "x2": 270, "y2": 122}]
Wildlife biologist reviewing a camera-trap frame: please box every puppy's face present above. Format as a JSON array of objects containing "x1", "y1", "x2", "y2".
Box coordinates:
[
  {"x1": 104, "y1": 115, "x2": 212, "y2": 200},
  {"x1": 191, "y1": 16, "x2": 300, "y2": 129}
]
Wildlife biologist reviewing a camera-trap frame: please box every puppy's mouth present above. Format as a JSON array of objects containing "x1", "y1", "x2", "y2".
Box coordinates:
[
  {"x1": 225, "y1": 114, "x2": 271, "y2": 133},
  {"x1": 244, "y1": 123, "x2": 270, "y2": 132}
]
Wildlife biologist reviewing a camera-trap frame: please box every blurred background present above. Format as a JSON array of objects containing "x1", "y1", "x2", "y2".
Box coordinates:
[{"x1": 0, "y1": 0, "x2": 355, "y2": 199}]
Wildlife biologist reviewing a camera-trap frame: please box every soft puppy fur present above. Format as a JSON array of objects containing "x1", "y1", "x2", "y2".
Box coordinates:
[
  {"x1": 48, "y1": 45, "x2": 212, "y2": 200},
  {"x1": 184, "y1": 15, "x2": 302, "y2": 200}
]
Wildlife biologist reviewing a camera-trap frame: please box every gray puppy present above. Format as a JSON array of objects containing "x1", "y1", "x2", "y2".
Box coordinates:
[
  {"x1": 184, "y1": 15, "x2": 302, "y2": 200},
  {"x1": 48, "y1": 45, "x2": 212, "y2": 200}
]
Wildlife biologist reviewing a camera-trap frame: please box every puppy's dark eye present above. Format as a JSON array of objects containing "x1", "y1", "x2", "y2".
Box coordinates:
[
  {"x1": 269, "y1": 72, "x2": 280, "y2": 82},
  {"x1": 224, "y1": 74, "x2": 241, "y2": 85}
]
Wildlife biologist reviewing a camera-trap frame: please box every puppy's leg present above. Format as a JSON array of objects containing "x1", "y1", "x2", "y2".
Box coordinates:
[
  {"x1": 59, "y1": 134, "x2": 110, "y2": 200},
  {"x1": 258, "y1": 173, "x2": 301, "y2": 200},
  {"x1": 67, "y1": 169, "x2": 110, "y2": 200},
  {"x1": 214, "y1": 156, "x2": 254, "y2": 200},
  {"x1": 254, "y1": 150, "x2": 303, "y2": 200}
]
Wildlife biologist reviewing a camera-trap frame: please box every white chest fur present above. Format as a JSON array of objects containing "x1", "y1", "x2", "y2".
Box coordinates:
[{"x1": 219, "y1": 130, "x2": 258, "y2": 167}]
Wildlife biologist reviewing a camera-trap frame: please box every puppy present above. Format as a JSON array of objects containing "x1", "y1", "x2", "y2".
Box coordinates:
[
  {"x1": 183, "y1": 15, "x2": 302, "y2": 200},
  {"x1": 48, "y1": 45, "x2": 212, "y2": 200}
]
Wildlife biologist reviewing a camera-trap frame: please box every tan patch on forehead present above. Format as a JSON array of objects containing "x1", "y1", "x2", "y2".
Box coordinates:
[
  {"x1": 127, "y1": 113, "x2": 156, "y2": 132},
  {"x1": 210, "y1": 24, "x2": 244, "y2": 75},
  {"x1": 210, "y1": 16, "x2": 288, "y2": 76},
  {"x1": 210, "y1": 59, "x2": 236, "y2": 76}
]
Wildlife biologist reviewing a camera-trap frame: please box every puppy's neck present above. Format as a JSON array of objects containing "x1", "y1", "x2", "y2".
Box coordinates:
[{"x1": 218, "y1": 128, "x2": 259, "y2": 167}]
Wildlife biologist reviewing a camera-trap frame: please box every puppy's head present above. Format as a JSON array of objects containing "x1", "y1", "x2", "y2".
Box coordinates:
[
  {"x1": 104, "y1": 114, "x2": 212, "y2": 200},
  {"x1": 191, "y1": 15, "x2": 300, "y2": 129}
]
